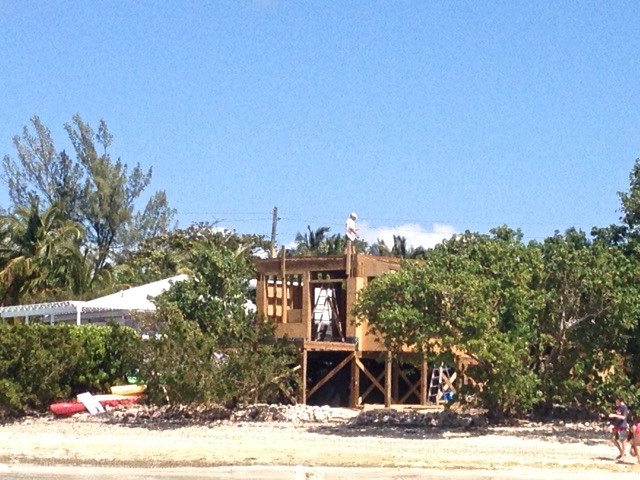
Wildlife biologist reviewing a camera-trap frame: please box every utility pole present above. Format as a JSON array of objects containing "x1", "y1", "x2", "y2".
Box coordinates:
[{"x1": 270, "y1": 206, "x2": 278, "y2": 258}]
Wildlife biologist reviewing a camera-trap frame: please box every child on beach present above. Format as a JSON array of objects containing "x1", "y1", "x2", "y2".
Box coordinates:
[
  {"x1": 609, "y1": 397, "x2": 629, "y2": 461},
  {"x1": 630, "y1": 417, "x2": 640, "y2": 463}
]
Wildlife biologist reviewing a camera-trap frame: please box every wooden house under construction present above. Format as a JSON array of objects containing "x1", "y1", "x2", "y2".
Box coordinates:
[{"x1": 254, "y1": 251, "x2": 457, "y2": 408}]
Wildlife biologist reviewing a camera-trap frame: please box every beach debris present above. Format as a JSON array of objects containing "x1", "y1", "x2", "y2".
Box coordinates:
[{"x1": 77, "y1": 392, "x2": 105, "y2": 415}]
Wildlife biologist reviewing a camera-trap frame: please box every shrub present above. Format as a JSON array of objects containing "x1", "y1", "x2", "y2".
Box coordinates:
[{"x1": 0, "y1": 323, "x2": 142, "y2": 417}]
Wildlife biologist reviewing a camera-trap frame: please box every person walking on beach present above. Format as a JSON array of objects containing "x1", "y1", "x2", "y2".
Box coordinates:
[{"x1": 609, "y1": 397, "x2": 629, "y2": 461}]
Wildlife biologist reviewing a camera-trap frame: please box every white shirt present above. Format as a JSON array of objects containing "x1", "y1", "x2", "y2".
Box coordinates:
[{"x1": 345, "y1": 217, "x2": 358, "y2": 241}]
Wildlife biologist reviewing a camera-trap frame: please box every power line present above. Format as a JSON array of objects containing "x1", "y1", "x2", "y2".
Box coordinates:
[{"x1": 175, "y1": 211, "x2": 607, "y2": 229}]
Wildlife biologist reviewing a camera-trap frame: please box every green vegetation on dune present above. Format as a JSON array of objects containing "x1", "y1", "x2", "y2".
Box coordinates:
[{"x1": 3, "y1": 115, "x2": 640, "y2": 419}]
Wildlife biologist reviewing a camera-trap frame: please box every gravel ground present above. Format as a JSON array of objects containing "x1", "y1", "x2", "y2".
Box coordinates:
[{"x1": 1, "y1": 404, "x2": 639, "y2": 478}]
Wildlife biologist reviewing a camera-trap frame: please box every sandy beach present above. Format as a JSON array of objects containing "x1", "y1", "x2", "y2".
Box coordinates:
[{"x1": 2, "y1": 407, "x2": 640, "y2": 479}]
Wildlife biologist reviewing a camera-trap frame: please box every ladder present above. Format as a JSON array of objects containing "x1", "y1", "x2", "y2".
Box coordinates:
[
  {"x1": 428, "y1": 363, "x2": 449, "y2": 404},
  {"x1": 313, "y1": 286, "x2": 345, "y2": 341}
]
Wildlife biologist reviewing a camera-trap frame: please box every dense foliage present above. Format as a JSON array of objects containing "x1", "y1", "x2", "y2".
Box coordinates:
[
  {"x1": 3, "y1": 115, "x2": 640, "y2": 418},
  {"x1": 141, "y1": 229, "x2": 299, "y2": 406},
  {"x1": 0, "y1": 202, "x2": 87, "y2": 304},
  {"x1": 0, "y1": 323, "x2": 142, "y2": 417},
  {"x1": 354, "y1": 227, "x2": 640, "y2": 417},
  {"x1": 1, "y1": 115, "x2": 176, "y2": 303}
]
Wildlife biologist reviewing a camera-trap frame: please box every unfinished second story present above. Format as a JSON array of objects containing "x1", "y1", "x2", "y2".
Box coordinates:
[{"x1": 254, "y1": 252, "x2": 402, "y2": 351}]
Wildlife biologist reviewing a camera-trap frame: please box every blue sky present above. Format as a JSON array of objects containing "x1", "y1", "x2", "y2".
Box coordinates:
[{"x1": 2, "y1": 1, "x2": 639, "y2": 249}]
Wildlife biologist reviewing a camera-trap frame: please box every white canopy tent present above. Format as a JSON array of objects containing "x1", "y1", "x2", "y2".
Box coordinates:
[{"x1": 0, "y1": 274, "x2": 188, "y2": 326}]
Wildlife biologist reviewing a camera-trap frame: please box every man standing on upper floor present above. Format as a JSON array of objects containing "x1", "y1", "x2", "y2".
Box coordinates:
[{"x1": 345, "y1": 212, "x2": 358, "y2": 254}]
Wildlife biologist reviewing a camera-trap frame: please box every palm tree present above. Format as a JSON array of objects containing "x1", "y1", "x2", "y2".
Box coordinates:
[
  {"x1": 391, "y1": 235, "x2": 409, "y2": 257},
  {"x1": 0, "y1": 200, "x2": 86, "y2": 305},
  {"x1": 370, "y1": 235, "x2": 419, "y2": 258},
  {"x1": 322, "y1": 233, "x2": 345, "y2": 255},
  {"x1": 293, "y1": 226, "x2": 331, "y2": 256},
  {"x1": 369, "y1": 238, "x2": 391, "y2": 256}
]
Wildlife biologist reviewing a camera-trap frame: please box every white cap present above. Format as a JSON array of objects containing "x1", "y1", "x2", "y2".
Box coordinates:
[{"x1": 350, "y1": 212, "x2": 358, "y2": 220}]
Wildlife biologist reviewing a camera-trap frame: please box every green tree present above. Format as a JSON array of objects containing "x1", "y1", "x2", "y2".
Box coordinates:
[
  {"x1": 607, "y1": 157, "x2": 640, "y2": 389},
  {"x1": 354, "y1": 227, "x2": 544, "y2": 417},
  {"x1": 354, "y1": 225, "x2": 640, "y2": 416},
  {"x1": 619, "y1": 158, "x2": 640, "y2": 238},
  {"x1": 369, "y1": 236, "x2": 424, "y2": 258},
  {"x1": 391, "y1": 235, "x2": 409, "y2": 257},
  {"x1": 120, "y1": 191, "x2": 177, "y2": 255},
  {"x1": 117, "y1": 224, "x2": 267, "y2": 286},
  {"x1": 322, "y1": 233, "x2": 345, "y2": 255},
  {"x1": 142, "y1": 231, "x2": 298, "y2": 405},
  {"x1": 369, "y1": 238, "x2": 391, "y2": 256},
  {"x1": 2, "y1": 117, "x2": 83, "y2": 221},
  {"x1": 293, "y1": 226, "x2": 331, "y2": 256},
  {"x1": 292, "y1": 225, "x2": 361, "y2": 256},
  {"x1": 64, "y1": 115, "x2": 153, "y2": 271},
  {"x1": 0, "y1": 200, "x2": 86, "y2": 304},
  {"x1": 162, "y1": 239, "x2": 255, "y2": 341},
  {"x1": 534, "y1": 229, "x2": 640, "y2": 408},
  {"x1": 2, "y1": 115, "x2": 176, "y2": 280}
]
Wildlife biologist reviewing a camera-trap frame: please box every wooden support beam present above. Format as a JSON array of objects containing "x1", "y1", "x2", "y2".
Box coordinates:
[
  {"x1": 421, "y1": 357, "x2": 428, "y2": 405},
  {"x1": 360, "y1": 370, "x2": 385, "y2": 403},
  {"x1": 350, "y1": 353, "x2": 360, "y2": 408},
  {"x1": 302, "y1": 271, "x2": 312, "y2": 340},
  {"x1": 399, "y1": 370, "x2": 420, "y2": 404},
  {"x1": 302, "y1": 340, "x2": 356, "y2": 352},
  {"x1": 308, "y1": 278, "x2": 345, "y2": 284},
  {"x1": 345, "y1": 251, "x2": 352, "y2": 278},
  {"x1": 301, "y1": 350, "x2": 307, "y2": 405},
  {"x1": 356, "y1": 357, "x2": 386, "y2": 394},
  {"x1": 256, "y1": 256, "x2": 347, "y2": 275},
  {"x1": 307, "y1": 352, "x2": 355, "y2": 400},
  {"x1": 442, "y1": 371, "x2": 457, "y2": 393},
  {"x1": 280, "y1": 246, "x2": 287, "y2": 324},
  {"x1": 392, "y1": 358, "x2": 399, "y2": 402},
  {"x1": 385, "y1": 351, "x2": 392, "y2": 408}
]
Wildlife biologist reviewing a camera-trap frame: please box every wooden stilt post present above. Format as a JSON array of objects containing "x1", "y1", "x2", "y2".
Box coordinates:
[
  {"x1": 385, "y1": 350, "x2": 392, "y2": 408},
  {"x1": 392, "y1": 357, "x2": 399, "y2": 404},
  {"x1": 345, "y1": 240, "x2": 357, "y2": 278},
  {"x1": 421, "y1": 356, "x2": 428, "y2": 405},
  {"x1": 351, "y1": 353, "x2": 360, "y2": 408},
  {"x1": 302, "y1": 270, "x2": 312, "y2": 340},
  {"x1": 301, "y1": 349, "x2": 307, "y2": 405},
  {"x1": 280, "y1": 246, "x2": 287, "y2": 324}
]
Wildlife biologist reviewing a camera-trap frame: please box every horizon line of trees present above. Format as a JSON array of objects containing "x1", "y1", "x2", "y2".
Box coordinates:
[{"x1": 3, "y1": 115, "x2": 640, "y2": 418}]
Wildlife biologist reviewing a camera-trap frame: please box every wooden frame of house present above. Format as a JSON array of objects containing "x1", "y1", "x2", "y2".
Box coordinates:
[{"x1": 255, "y1": 250, "x2": 456, "y2": 408}]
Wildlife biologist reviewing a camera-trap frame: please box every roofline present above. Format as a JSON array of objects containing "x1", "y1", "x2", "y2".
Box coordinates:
[
  {"x1": 254, "y1": 254, "x2": 403, "y2": 275},
  {"x1": 0, "y1": 301, "x2": 118, "y2": 318}
]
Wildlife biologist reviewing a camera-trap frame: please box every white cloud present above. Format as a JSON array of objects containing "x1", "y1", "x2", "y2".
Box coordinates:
[{"x1": 359, "y1": 222, "x2": 457, "y2": 250}]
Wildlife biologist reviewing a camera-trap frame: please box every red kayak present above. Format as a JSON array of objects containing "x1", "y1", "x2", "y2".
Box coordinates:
[
  {"x1": 50, "y1": 394, "x2": 142, "y2": 416},
  {"x1": 50, "y1": 402, "x2": 86, "y2": 416}
]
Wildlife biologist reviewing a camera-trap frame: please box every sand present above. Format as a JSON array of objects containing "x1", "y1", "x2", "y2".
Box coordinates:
[{"x1": 1, "y1": 411, "x2": 640, "y2": 479}]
